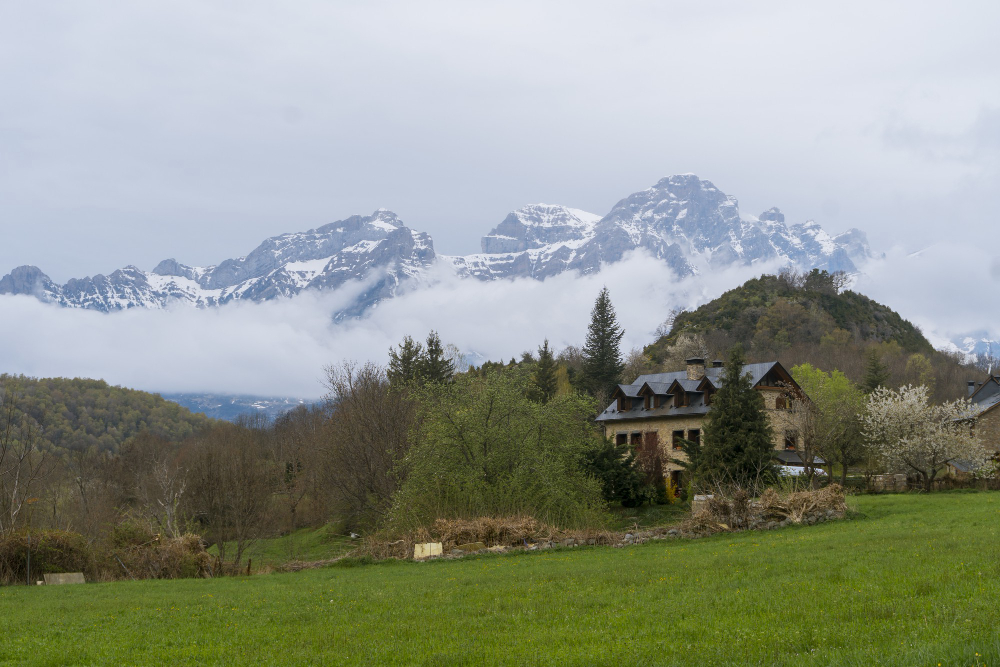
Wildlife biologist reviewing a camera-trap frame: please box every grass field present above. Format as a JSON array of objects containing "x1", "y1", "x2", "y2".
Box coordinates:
[
  {"x1": 2, "y1": 492, "x2": 999, "y2": 666},
  {"x1": 209, "y1": 525, "x2": 357, "y2": 570}
]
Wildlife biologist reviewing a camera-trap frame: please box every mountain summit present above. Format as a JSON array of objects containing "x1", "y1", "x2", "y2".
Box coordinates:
[{"x1": 1, "y1": 175, "x2": 873, "y2": 315}]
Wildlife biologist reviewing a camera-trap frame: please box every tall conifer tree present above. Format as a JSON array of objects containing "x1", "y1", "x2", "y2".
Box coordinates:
[
  {"x1": 388, "y1": 335, "x2": 424, "y2": 386},
  {"x1": 531, "y1": 339, "x2": 558, "y2": 403},
  {"x1": 582, "y1": 287, "x2": 625, "y2": 398},
  {"x1": 698, "y1": 345, "x2": 776, "y2": 487},
  {"x1": 420, "y1": 331, "x2": 455, "y2": 384},
  {"x1": 861, "y1": 348, "x2": 890, "y2": 394}
]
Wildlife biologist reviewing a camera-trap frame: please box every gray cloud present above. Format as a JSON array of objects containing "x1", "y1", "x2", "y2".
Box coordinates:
[
  {"x1": 855, "y1": 243, "x2": 1000, "y2": 350},
  {"x1": 1, "y1": 243, "x2": 994, "y2": 399},
  {"x1": 0, "y1": 252, "x2": 778, "y2": 397},
  {"x1": 1, "y1": 1, "x2": 999, "y2": 282}
]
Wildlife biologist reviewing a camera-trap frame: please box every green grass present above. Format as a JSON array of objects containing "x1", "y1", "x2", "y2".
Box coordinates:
[
  {"x1": 608, "y1": 499, "x2": 692, "y2": 530},
  {"x1": 3, "y1": 493, "x2": 1000, "y2": 665},
  {"x1": 208, "y1": 525, "x2": 356, "y2": 569}
]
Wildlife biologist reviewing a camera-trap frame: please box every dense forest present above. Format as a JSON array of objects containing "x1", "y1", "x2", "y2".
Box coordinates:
[
  {"x1": 0, "y1": 375, "x2": 215, "y2": 452},
  {"x1": 640, "y1": 269, "x2": 973, "y2": 403},
  {"x1": 650, "y1": 269, "x2": 932, "y2": 356}
]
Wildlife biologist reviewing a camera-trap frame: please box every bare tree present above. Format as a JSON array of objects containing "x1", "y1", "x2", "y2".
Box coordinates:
[
  {"x1": 779, "y1": 384, "x2": 824, "y2": 488},
  {"x1": 321, "y1": 362, "x2": 415, "y2": 529},
  {"x1": 184, "y1": 423, "x2": 272, "y2": 566},
  {"x1": 62, "y1": 446, "x2": 121, "y2": 541},
  {"x1": 118, "y1": 432, "x2": 189, "y2": 538},
  {"x1": 654, "y1": 307, "x2": 685, "y2": 339},
  {"x1": 270, "y1": 405, "x2": 327, "y2": 532},
  {"x1": 0, "y1": 383, "x2": 47, "y2": 537},
  {"x1": 622, "y1": 348, "x2": 657, "y2": 383}
]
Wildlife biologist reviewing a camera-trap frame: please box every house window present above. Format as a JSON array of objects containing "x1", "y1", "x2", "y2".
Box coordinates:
[
  {"x1": 672, "y1": 430, "x2": 686, "y2": 450},
  {"x1": 775, "y1": 395, "x2": 787, "y2": 410},
  {"x1": 784, "y1": 431, "x2": 798, "y2": 450},
  {"x1": 688, "y1": 429, "x2": 701, "y2": 447},
  {"x1": 615, "y1": 433, "x2": 627, "y2": 446},
  {"x1": 630, "y1": 432, "x2": 642, "y2": 446},
  {"x1": 644, "y1": 395, "x2": 651, "y2": 410}
]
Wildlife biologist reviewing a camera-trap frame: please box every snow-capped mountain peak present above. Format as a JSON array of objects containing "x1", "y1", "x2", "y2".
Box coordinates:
[{"x1": 1, "y1": 176, "x2": 875, "y2": 316}]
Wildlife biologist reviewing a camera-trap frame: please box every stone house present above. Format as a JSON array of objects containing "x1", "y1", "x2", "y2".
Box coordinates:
[
  {"x1": 965, "y1": 373, "x2": 1000, "y2": 456},
  {"x1": 595, "y1": 357, "x2": 814, "y2": 485}
]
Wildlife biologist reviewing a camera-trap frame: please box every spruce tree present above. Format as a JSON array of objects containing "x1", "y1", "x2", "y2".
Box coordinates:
[
  {"x1": 388, "y1": 335, "x2": 424, "y2": 386},
  {"x1": 530, "y1": 339, "x2": 558, "y2": 403},
  {"x1": 861, "y1": 348, "x2": 890, "y2": 393},
  {"x1": 581, "y1": 287, "x2": 625, "y2": 398},
  {"x1": 698, "y1": 345, "x2": 776, "y2": 487},
  {"x1": 419, "y1": 331, "x2": 455, "y2": 384}
]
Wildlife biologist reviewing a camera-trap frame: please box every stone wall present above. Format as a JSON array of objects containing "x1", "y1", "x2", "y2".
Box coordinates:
[{"x1": 974, "y1": 407, "x2": 1000, "y2": 455}]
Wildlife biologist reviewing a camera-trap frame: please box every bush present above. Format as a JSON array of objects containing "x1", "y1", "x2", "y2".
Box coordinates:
[
  {"x1": 0, "y1": 527, "x2": 214, "y2": 585},
  {"x1": 422, "y1": 516, "x2": 556, "y2": 549},
  {"x1": 112, "y1": 531, "x2": 212, "y2": 580},
  {"x1": 0, "y1": 531, "x2": 93, "y2": 585},
  {"x1": 390, "y1": 370, "x2": 608, "y2": 530}
]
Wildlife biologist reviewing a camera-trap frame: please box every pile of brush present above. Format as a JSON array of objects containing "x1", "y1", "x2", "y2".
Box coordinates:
[{"x1": 681, "y1": 484, "x2": 847, "y2": 537}]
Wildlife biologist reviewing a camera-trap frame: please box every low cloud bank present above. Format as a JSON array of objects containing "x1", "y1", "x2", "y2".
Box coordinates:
[
  {"x1": 1, "y1": 246, "x2": 996, "y2": 398},
  {"x1": 854, "y1": 244, "x2": 1000, "y2": 352},
  {"x1": 0, "y1": 253, "x2": 772, "y2": 397}
]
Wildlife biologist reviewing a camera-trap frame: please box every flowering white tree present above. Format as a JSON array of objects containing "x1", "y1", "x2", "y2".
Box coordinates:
[{"x1": 862, "y1": 385, "x2": 988, "y2": 491}]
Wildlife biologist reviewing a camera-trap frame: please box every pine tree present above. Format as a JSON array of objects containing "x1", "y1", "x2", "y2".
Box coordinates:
[
  {"x1": 698, "y1": 345, "x2": 776, "y2": 488},
  {"x1": 861, "y1": 348, "x2": 891, "y2": 393},
  {"x1": 530, "y1": 339, "x2": 558, "y2": 403},
  {"x1": 419, "y1": 331, "x2": 455, "y2": 384},
  {"x1": 581, "y1": 287, "x2": 625, "y2": 398},
  {"x1": 388, "y1": 335, "x2": 424, "y2": 386}
]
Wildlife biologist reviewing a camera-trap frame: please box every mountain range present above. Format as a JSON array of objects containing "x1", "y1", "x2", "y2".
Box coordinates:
[{"x1": 1, "y1": 175, "x2": 875, "y2": 317}]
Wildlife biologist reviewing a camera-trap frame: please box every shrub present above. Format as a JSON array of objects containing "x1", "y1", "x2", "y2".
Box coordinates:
[
  {"x1": 390, "y1": 370, "x2": 608, "y2": 530},
  {"x1": 0, "y1": 531, "x2": 93, "y2": 585},
  {"x1": 112, "y1": 532, "x2": 212, "y2": 580}
]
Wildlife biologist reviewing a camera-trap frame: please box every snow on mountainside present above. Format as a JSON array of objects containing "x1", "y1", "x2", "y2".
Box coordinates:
[
  {"x1": 447, "y1": 175, "x2": 872, "y2": 280},
  {"x1": 0, "y1": 175, "x2": 874, "y2": 315},
  {"x1": 0, "y1": 209, "x2": 434, "y2": 316}
]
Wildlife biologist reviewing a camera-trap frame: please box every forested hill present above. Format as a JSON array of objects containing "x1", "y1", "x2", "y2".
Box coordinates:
[
  {"x1": 645, "y1": 270, "x2": 932, "y2": 363},
  {"x1": 0, "y1": 375, "x2": 216, "y2": 452}
]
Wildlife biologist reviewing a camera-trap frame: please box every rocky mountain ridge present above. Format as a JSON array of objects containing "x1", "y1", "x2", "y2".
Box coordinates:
[{"x1": 1, "y1": 175, "x2": 874, "y2": 315}]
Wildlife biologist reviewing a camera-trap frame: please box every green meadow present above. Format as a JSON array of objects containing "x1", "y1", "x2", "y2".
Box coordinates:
[{"x1": 2, "y1": 492, "x2": 999, "y2": 666}]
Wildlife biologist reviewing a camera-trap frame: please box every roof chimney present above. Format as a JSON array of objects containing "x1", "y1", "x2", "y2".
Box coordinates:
[
  {"x1": 968, "y1": 381, "x2": 977, "y2": 396},
  {"x1": 686, "y1": 357, "x2": 706, "y2": 381}
]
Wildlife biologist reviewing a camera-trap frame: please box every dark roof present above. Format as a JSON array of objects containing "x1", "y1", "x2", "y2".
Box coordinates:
[
  {"x1": 969, "y1": 375, "x2": 1000, "y2": 405},
  {"x1": 614, "y1": 383, "x2": 642, "y2": 399},
  {"x1": 972, "y1": 392, "x2": 1000, "y2": 417},
  {"x1": 949, "y1": 459, "x2": 976, "y2": 473},
  {"x1": 617, "y1": 362, "x2": 778, "y2": 390},
  {"x1": 596, "y1": 361, "x2": 790, "y2": 423},
  {"x1": 773, "y1": 450, "x2": 826, "y2": 466}
]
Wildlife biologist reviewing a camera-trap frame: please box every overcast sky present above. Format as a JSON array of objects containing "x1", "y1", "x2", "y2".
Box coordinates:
[
  {"x1": 2, "y1": 1, "x2": 998, "y2": 281},
  {"x1": 1, "y1": 2, "x2": 998, "y2": 396}
]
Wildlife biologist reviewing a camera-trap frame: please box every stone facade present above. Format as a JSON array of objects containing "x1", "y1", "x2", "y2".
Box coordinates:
[
  {"x1": 602, "y1": 394, "x2": 802, "y2": 477},
  {"x1": 598, "y1": 360, "x2": 810, "y2": 483},
  {"x1": 974, "y1": 406, "x2": 1000, "y2": 455}
]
